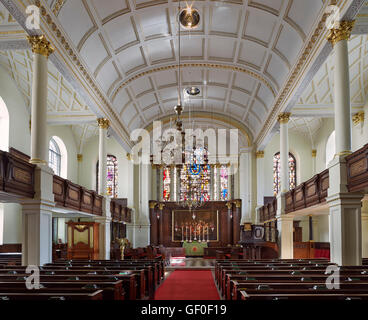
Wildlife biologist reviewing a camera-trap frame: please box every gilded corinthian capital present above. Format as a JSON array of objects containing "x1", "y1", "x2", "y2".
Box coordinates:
[
  {"x1": 27, "y1": 35, "x2": 55, "y2": 58},
  {"x1": 277, "y1": 112, "x2": 291, "y2": 124},
  {"x1": 327, "y1": 21, "x2": 355, "y2": 46},
  {"x1": 97, "y1": 118, "x2": 110, "y2": 129}
]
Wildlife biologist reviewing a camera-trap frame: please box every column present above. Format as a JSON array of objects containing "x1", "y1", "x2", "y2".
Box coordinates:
[
  {"x1": 169, "y1": 165, "x2": 175, "y2": 201},
  {"x1": 239, "y1": 150, "x2": 251, "y2": 223},
  {"x1": 151, "y1": 164, "x2": 157, "y2": 201},
  {"x1": 364, "y1": 103, "x2": 368, "y2": 141},
  {"x1": 77, "y1": 154, "x2": 83, "y2": 184},
  {"x1": 309, "y1": 215, "x2": 314, "y2": 241},
  {"x1": 311, "y1": 150, "x2": 317, "y2": 176},
  {"x1": 22, "y1": 36, "x2": 55, "y2": 266},
  {"x1": 256, "y1": 151, "x2": 265, "y2": 207},
  {"x1": 361, "y1": 195, "x2": 368, "y2": 258},
  {"x1": 210, "y1": 165, "x2": 215, "y2": 200},
  {"x1": 28, "y1": 35, "x2": 54, "y2": 166},
  {"x1": 216, "y1": 164, "x2": 221, "y2": 200},
  {"x1": 97, "y1": 118, "x2": 109, "y2": 195},
  {"x1": 327, "y1": 21, "x2": 363, "y2": 266},
  {"x1": 328, "y1": 21, "x2": 355, "y2": 156},
  {"x1": 277, "y1": 215, "x2": 294, "y2": 259},
  {"x1": 277, "y1": 112, "x2": 291, "y2": 194}
]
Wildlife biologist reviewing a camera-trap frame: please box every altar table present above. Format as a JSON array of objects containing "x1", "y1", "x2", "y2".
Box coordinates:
[{"x1": 182, "y1": 241, "x2": 208, "y2": 256}]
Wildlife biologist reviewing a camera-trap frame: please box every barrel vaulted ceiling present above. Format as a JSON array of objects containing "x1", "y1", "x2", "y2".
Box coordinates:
[{"x1": 0, "y1": 0, "x2": 365, "y2": 150}]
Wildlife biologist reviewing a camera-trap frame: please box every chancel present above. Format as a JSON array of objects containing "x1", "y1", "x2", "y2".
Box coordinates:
[{"x1": 0, "y1": 0, "x2": 368, "y2": 303}]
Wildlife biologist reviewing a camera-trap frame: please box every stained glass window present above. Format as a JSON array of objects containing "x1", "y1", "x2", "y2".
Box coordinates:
[
  {"x1": 273, "y1": 152, "x2": 296, "y2": 195},
  {"x1": 107, "y1": 155, "x2": 118, "y2": 198},
  {"x1": 96, "y1": 155, "x2": 118, "y2": 198},
  {"x1": 49, "y1": 138, "x2": 61, "y2": 176},
  {"x1": 220, "y1": 165, "x2": 229, "y2": 201},
  {"x1": 179, "y1": 147, "x2": 211, "y2": 202},
  {"x1": 163, "y1": 168, "x2": 171, "y2": 201}
]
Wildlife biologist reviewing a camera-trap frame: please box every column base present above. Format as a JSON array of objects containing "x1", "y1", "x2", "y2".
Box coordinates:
[
  {"x1": 94, "y1": 216, "x2": 111, "y2": 260},
  {"x1": 21, "y1": 200, "x2": 54, "y2": 266},
  {"x1": 276, "y1": 215, "x2": 294, "y2": 259},
  {"x1": 327, "y1": 192, "x2": 363, "y2": 266}
]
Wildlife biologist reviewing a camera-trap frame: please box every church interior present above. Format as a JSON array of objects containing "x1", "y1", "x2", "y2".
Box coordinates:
[{"x1": 1, "y1": 0, "x2": 368, "y2": 302}]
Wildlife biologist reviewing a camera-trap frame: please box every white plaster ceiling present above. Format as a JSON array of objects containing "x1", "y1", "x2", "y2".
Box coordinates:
[
  {"x1": 0, "y1": 49, "x2": 95, "y2": 122},
  {"x1": 48, "y1": 0, "x2": 326, "y2": 140},
  {"x1": 293, "y1": 34, "x2": 368, "y2": 116},
  {"x1": 289, "y1": 117, "x2": 323, "y2": 146}
]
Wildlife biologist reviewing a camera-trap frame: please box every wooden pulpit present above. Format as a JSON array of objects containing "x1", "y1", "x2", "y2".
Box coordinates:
[{"x1": 66, "y1": 221, "x2": 99, "y2": 260}]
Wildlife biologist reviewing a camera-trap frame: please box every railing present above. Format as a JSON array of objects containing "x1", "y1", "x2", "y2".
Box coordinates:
[
  {"x1": 53, "y1": 175, "x2": 103, "y2": 216},
  {"x1": 0, "y1": 149, "x2": 35, "y2": 199},
  {"x1": 346, "y1": 143, "x2": 368, "y2": 192},
  {"x1": 110, "y1": 198, "x2": 132, "y2": 223},
  {"x1": 259, "y1": 169, "x2": 329, "y2": 223},
  {"x1": 285, "y1": 169, "x2": 329, "y2": 214}
]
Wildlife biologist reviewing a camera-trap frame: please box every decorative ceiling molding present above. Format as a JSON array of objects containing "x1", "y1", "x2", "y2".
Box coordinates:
[
  {"x1": 111, "y1": 62, "x2": 277, "y2": 102},
  {"x1": 255, "y1": 0, "x2": 366, "y2": 149}
]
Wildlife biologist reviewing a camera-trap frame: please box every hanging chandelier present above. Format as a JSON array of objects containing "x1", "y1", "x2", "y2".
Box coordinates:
[{"x1": 150, "y1": 2, "x2": 207, "y2": 212}]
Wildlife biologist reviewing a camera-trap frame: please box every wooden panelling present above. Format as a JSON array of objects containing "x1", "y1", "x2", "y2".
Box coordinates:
[
  {"x1": 52, "y1": 176, "x2": 103, "y2": 216},
  {"x1": 93, "y1": 193, "x2": 103, "y2": 216},
  {"x1": 285, "y1": 190, "x2": 294, "y2": 213},
  {"x1": 346, "y1": 144, "x2": 368, "y2": 192},
  {"x1": 260, "y1": 170, "x2": 330, "y2": 219},
  {"x1": 319, "y1": 169, "x2": 329, "y2": 200},
  {"x1": 4, "y1": 153, "x2": 35, "y2": 198},
  {"x1": 149, "y1": 201, "x2": 241, "y2": 247},
  {"x1": 65, "y1": 180, "x2": 82, "y2": 211},
  {"x1": 110, "y1": 198, "x2": 130, "y2": 223},
  {"x1": 294, "y1": 184, "x2": 306, "y2": 211},
  {"x1": 53, "y1": 175, "x2": 66, "y2": 206},
  {"x1": 305, "y1": 175, "x2": 319, "y2": 207},
  {"x1": 80, "y1": 188, "x2": 94, "y2": 213}
]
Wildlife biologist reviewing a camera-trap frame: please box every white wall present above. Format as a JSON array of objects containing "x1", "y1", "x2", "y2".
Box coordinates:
[
  {"x1": 79, "y1": 135, "x2": 131, "y2": 199},
  {"x1": 0, "y1": 68, "x2": 30, "y2": 244},
  {"x1": 47, "y1": 126, "x2": 79, "y2": 183}
]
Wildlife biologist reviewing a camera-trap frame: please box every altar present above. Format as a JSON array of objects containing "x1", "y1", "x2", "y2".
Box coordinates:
[
  {"x1": 149, "y1": 200, "x2": 242, "y2": 247},
  {"x1": 182, "y1": 241, "x2": 208, "y2": 256}
]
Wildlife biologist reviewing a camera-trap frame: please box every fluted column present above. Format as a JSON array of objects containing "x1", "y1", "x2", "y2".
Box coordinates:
[
  {"x1": 28, "y1": 35, "x2": 54, "y2": 165},
  {"x1": 278, "y1": 113, "x2": 291, "y2": 194},
  {"x1": 97, "y1": 118, "x2": 109, "y2": 195},
  {"x1": 327, "y1": 21, "x2": 355, "y2": 156},
  {"x1": 256, "y1": 151, "x2": 264, "y2": 207},
  {"x1": 327, "y1": 21, "x2": 363, "y2": 266}
]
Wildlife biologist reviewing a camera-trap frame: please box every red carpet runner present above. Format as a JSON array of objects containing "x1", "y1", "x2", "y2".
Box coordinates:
[{"x1": 154, "y1": 270, "x2": 220, "y2": 300}]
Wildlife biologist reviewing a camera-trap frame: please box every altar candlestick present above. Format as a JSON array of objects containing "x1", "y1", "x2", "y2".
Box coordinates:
[{"x1": 181, "y1": 226, "x2": 184, "y2": 242}]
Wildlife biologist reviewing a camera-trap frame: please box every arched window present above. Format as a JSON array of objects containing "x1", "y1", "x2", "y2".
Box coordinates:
[
  {"x1": 273, "y1": 152, "x2": 297, "y2": 195},
  {"x1": 96, "y1": 155, "x2": 118, "y2": 198},
  {"x1": 0, "y1": 96, "x2": 9, "y2": 151},
  {"x1": 49, "y1": 138, "x2": 61, "y2": 176},
  {"x1": 48, "y1": 136, "x2": 67, "y2": 178},
  {"x1": 326, "y1": 131, "x2": 335, "y2": 168}
]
